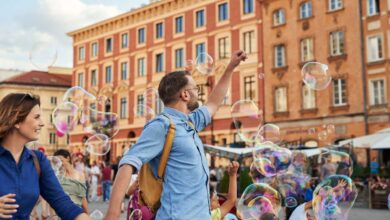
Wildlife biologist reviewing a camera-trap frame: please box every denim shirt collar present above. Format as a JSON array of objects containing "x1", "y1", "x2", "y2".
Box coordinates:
[{"x1": 163, "y1": 107, "x2": 190, "y2": 121}]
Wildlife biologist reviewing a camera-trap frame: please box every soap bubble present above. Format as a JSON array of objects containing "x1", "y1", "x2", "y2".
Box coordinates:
[
  {"x1": 62, "y1": 86, "x2": 96, "y2": 107},
  {"x1": 256, "y1": 124, "x2": 281, "y2": 144},
  {"x1": 249, "y1": 159, "x2": 276, "y2": 186},
  {"x1": 89, "y1": 210, "x2": 104, "y2": 220},
  {"x1": 83, "y1": 108, "x2": 119, "y2": 138},
  {"x1": 29, "y1": 42, "x2": 58, "y2": 69},
  {"x1": 195, "y1": 52, "x2": 214, "y2": 74},
  {"x1": 253, "y1": 144, "x2": 292, "y2": 177},
  {"x1": 289, "y1": 150, "x2": 309, "y2": 174},
  {"x1": 276, "y1": 173, "x2": 311, "y2": 208},
  {"x1": 313, "y1": 175, "x2": 358, "y2": 220},
  {"x1": 319, "y1": 149, "x2": 353, "y2": 179},
  {"x1": 231, "y1": 100, "x2": 263, "y2": 143},
  {"x1": 85, "y1": 134, "x2": 110, "y2": 156},
  {"x1": 237, "y1": 183, "x2": 282, "y2": 220},
  {"x1": 52, "y1": 102, "x2": 78, "y2": 134},
  {"x1": 301, "y1": 62, "x2": 332, "y2": 91}
]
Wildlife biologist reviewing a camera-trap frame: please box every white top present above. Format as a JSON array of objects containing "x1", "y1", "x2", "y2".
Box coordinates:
[
  {"x1": 91, "y1": 165, "x2": 100, "y2": 184},
  {"x1": 289, "y1": 203, "x2": 307, "y2": 220}
]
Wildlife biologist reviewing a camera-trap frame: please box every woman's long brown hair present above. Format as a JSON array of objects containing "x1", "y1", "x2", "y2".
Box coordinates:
[{"x1": 0, "y1": 93, "x2": 40, "y2": 142}]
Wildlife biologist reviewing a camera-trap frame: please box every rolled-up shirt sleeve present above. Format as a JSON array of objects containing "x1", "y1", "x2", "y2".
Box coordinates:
[
  {"x1": 38, "y1": 153, "x2": 84, "y2": 220},
  {"x1": 189, "y1": 106, "x2": 211, "y2": 132},
  {"x1": 119, "y1": 118, "x2": 168, "y2": 173}
]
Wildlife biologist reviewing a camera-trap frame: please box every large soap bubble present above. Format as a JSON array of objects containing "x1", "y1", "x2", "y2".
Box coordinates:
[
  {"x1": 313, "y1": 175, "x2": 358, "y2": 220},
  {"x1": 237, "y1": 183, "x2": 282, "y2": 220},
  {"x1": 301, "y1": 62, "x2": 332, "y2": 91},
  {"x1": 253, "y1": 143, "x2": 292, "y2": 177},
  {"x1": 231, "y1": 100, "x2": 263, "y2": 143}
]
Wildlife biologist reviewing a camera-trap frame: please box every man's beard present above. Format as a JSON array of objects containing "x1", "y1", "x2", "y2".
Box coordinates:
[{"x1": 187, "y1": 97, "x2": 199, "y2": 111}]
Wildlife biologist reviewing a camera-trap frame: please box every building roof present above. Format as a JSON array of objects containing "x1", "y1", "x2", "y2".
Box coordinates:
[{"x1": 0, "y1": 70, "x2": 72, "y2": 88}]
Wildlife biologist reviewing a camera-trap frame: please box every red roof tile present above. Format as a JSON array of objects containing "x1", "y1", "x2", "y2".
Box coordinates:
[{"x1": 0, "y1": 70, "x2": 71, "y2": 87}]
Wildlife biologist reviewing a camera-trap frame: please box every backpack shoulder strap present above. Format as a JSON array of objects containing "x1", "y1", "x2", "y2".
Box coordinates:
[
  {"x1": 157, "y1": 114, "x2": 175, "y2": 179},
  {"x1": 30, "y1": 150, "x2": 41, "y2": 177}
]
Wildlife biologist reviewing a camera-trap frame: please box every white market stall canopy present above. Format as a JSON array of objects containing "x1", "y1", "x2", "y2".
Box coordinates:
[
  {"x1": 204, "y1": 145, "x2": 326, "y2": 160},
  {"x1": 338, "y1": 128, "x2": 390, "y2": 149}
]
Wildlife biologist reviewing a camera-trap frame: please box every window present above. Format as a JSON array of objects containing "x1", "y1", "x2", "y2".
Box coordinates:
[
  {"x1": 156, "y1": 22, "x2": 164, "y2": 39},
  {"x1": 367, "y1": 0, "x2": 380, "y2": 16},
  {"x1": 196, "y1": 43, "x2": 206, "y2": 59},
  {"x1": 196, "y1": 10, "x2": 205, "y2": 28},
  {"x1": 78, "y1": 73, "x2": 84, "y2": 87},
  {"x1": 121, "y1": 33, "x2": 128, "y2": 48},
  {"x1": 218, "y1": 3, "x2": 229, "y2": 21},
  {"x1": 121, "y1": 62, "x2": 128, "y2": 80},
  {"x1": 302, "y1": 84, "x2": 316, "y2": 109},
  {"x1": 370, "y1": 79, "x2": 386, "y2": 105},
  {"x1": 106, "y1": 38, "x2": 112, "y2": 53},
  {"x1": 330, "y1": 31, "x2": 344, "y2": 56},
  {"x1": 155, "y1": 98, "x2": 164, "y2": 115},
  {"x1": 91, "y1": 70, "x2": 97, "y2": 86},
  {"x1": 78, "y1": 47, "x2": 85, "y2": 61},
  {"x1": 49, "y1": 133, "x2": 56, "y2": 144},
  {"x1": 329, "y1": 0, "x2": 343, "y2": 11},
  {"x1": 197, "y1": 84, "x2": 206, "y2": 104},
  {"x1": 175, "y1": 16, "x2": 183, "y2": 33},
  {"x1": 243, "y1": 31, "x2": 255, "y2": 54},
  {"x1": 274, "y1": 44, "x2": 286, "y2": 68},
  {"x1": 273, "y1": 9, "x2": 285, "y2": 26},
  {"x1": 367, "y1": 35, "x2": 383, "y2": 62},
  {"x1": 332, "y1": 79, "x2": 347, "y2": 106},
  {"x1": 50, "y1": 97, "x2": 57, "y2": 105},
  {"x1": 301, "y1": 38, "x2": 314, "y2": 62},
  {"x1": 138, "y1": 58, "x2": 145, "y2": 76},
  {"x1": 137, "y1": 95, "x2": 144, "y2": 117},
  {"x1": 91, "y1": 42, "x2": 98, "y2": 58},
  {"x1": 244, "y1": 75, "x2": 256, "y2": 100},
  {"x1": 120, "y1": 97, "x2": 128, "y2": 118},
  {"x1": 243, "y1": 0, "x2": 254, "y2": 14},
  {"x1": 138, "y1": 28, "x2": 145, "y2": 44},
  {"x1": 105, "y1": 66, "x2": 112, "y2": 83},
  {"x1": 300, "y1": 1, "x2": 312, "y2": 19},
  {"x1": 218, "y1": 37, "x2": 228, "y2": 59},
  {"x1": 175, "y1": 48, "x2": 184, "y2": 68},
  {"x1": 156, "y1": 53, "x2": 164, "y2": 72},
  {"x1": 275, "y1": 87, "x2": 287, "y2": 112}
]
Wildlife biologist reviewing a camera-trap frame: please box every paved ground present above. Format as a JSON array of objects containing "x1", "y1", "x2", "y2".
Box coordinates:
[{"x1": 88, "y1": 201, "x2": 390, "y2": 220}]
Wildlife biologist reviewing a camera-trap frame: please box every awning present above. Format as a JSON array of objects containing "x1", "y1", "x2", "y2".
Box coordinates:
[{"x1": 338, "y1": 127, "x2": 390, "y2": 149}]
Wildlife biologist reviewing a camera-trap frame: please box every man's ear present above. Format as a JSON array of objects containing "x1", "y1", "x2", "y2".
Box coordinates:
[{"x1": 179, "y1": 90, "x2": 190, "y2": 101}]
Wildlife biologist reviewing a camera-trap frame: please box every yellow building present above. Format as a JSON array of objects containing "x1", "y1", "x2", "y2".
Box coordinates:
[{"x1": 0, "y1": 67, "x2": 72, "y2": 155}]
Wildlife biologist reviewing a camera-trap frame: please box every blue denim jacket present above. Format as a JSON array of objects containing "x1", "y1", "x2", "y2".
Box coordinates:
[
  {"x1": 120, "y1": 106, "x2": 211, "y2": 220},
  {"x1": 0, "y1": 146, "x2": 84, "y2": 220}
]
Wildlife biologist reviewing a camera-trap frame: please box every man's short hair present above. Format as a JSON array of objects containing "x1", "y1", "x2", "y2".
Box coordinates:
[{"x1": 158, "y1": 71, "x2": 191, "y2": 105}]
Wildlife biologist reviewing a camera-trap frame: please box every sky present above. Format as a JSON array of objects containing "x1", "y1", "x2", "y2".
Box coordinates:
[{"x1": 0, "y1": 0, "x2": 150, "y2": 71}]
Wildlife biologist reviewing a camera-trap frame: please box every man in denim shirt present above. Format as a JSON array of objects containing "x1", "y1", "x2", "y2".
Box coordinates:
[{"x1": 105, "y1": 51, "x2": 247, "y2": 220}]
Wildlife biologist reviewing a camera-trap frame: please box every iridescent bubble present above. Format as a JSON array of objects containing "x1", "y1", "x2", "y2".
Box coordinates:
[
  {"x1": 301, "y1": 62, "x2": 332, "y2": 91},
  {"x1": 258, "y1": 73, "x2": 265, "y2": 80},
  {"x1": 26, "y1": 141, "x2": 41, "y2": 151},
  {"x1": 195, "y1": 52, "x2": 214, "y2": 75},
  {"x1": 388, "y1": 193, "x2": 390, "y2": 209},
  {"x1": 52, "y1": 102, "x2": 78, "y2": 133},
  {"x1": 47, "y1": 156, "x2": 65, "y2": 181},
  {"x1": 143, "y1": 88, "x2": 164, "y2": 119},
  {"x1": 319, "y1": 149, "x2": 353, "y2": 179},
  {"x1": 237, "y1": 183, "x2": 282, "y2": 220},
  {"x1": 83, "y1": 108, "x2": 119, "y2": 138},
  {"x1": 256, "y1": 124, "x2": 281, "y2": 144},
  {"x1": 253, "y1": 144, "x2": 292, "y2": 177},
  {"x1": 56, "y1": 129, "x2": 65, "y2": 137},
  {"x1": 249, "y1": 159, "x2": 276, "y2": 186},
  {"x1": 224, "y1": 213, "x2": 238, "y2": 220},
  {"x1": 326, "y1": 124, "x2": 336, "y2": 134},
  {"x1": 276, "y1": 173, "x2": 310, "y2": 208},
  {"x1": 185, "y1": 60, "x2": 194, "y2": 72},
  {"x1": 313, "y1": 175, "x2": 358, "y2": 220},
  {"x1": 318, "y1": 130, "x2": 328, "y2": 141},
  {"x1": 29, "y1": 42, "x2": 58, "y2": 70},
  {"x1": 308, "y1": 128, "x2": 317, "y2": 135},
  {"x1": 89, "y1": 210, "x2": 104, "y2": 220},
  {"x1": 85, "y1": 134, "x2": 110, "y2": 156},
  {"x1": 289, "y1": 150, "x2": 309, "y2": 174},
  {"x1": 63, "y1": 86, "x2": 96, "y2": 107},
  {"x1": 231, "y1": 100, "x2": 263, "y2": 143},
  {"x1": 128, "y1": 209, "x2": 142, "y2": 220}
]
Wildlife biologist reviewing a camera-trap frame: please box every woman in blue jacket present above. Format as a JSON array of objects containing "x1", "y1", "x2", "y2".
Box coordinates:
[{"x1": 0, "y1": 93, "x2": 90, "y2": 220}]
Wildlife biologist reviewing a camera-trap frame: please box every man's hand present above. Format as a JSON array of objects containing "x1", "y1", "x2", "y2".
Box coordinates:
[
  {"x1": 227, "y1": 161, "x2": 239, "y2": 176},
  {"x1": 0, "y1": 194, "x2": 18, "y2": 219},
  {"x1": 226, "y1": 50, "x2": 247, "y2": 71}
]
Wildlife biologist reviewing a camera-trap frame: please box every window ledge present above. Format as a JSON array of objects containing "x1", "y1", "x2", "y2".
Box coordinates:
[
  {"x1": 300, "y1": 108, "x2": 318, "y2": 114},
  {"x1": 272, "y1": 65, "x2": 289, "y2": 73},
  {"x1": 369, "y1": 103, "x2": 388, "y2": 109},
  {"x1": 273, "y1": 111, "x2": 290, "y2": 117},
  {"x1": 368, "y1": 60, "x2": 385, "y2": 66},
  {"x1": 329, "y1": 104, "x2": 349, "y2": 112},
  {"x1": 272, "y1": 23, "x2": 286, "y2": 29},
  {"x1": 366, "y1": 14, "x2": 381, "y2": 21},
  {"x1": 327, "y1": 54, "x2": 347, "y2": 62},
  {"x1": 298, "y1": 15, "x2": 314, "y2": 22},
  {"x1": 326, "y1": 7, "x2": 345, "y2": 14}
]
